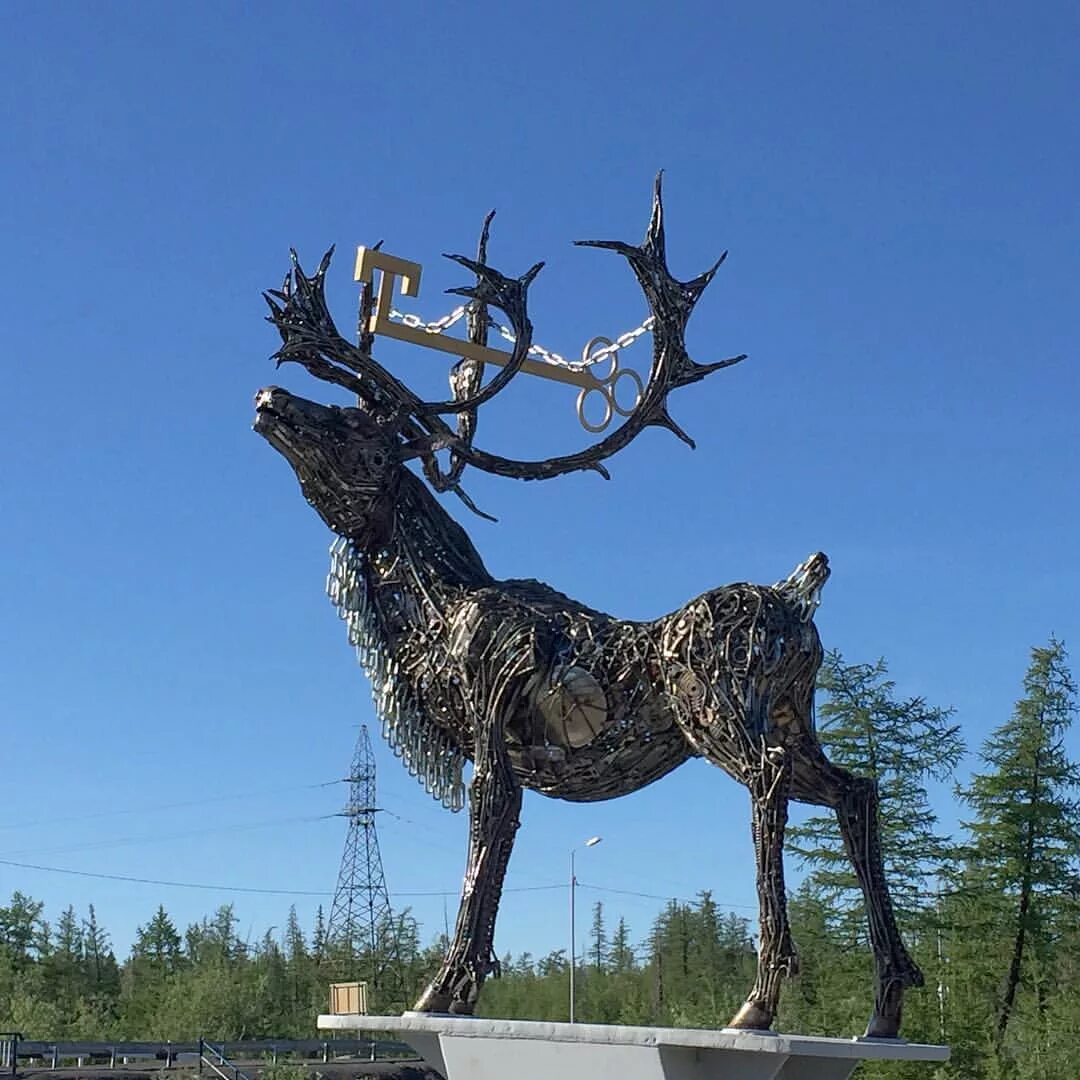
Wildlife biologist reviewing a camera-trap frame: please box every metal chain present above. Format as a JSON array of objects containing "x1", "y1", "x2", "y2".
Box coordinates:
[
  {"x1": 389, "y1": 306, "x2": 469, "y2": 334},
  {"x1": 387, "y1": 307, "x2": 654, "y2": 371}
]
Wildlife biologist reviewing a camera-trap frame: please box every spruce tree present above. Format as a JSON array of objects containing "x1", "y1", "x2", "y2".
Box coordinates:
[
  {"x1": 589, "y1": 902, "x2": 609, "y2": 971},
  {"x1": 133, "y1": 907, "x2": 182, "y2": 972},
  {"x1": 284, "y1": 906, "x2": 306, "y2": 963},
  {"x1": 788, "y1": 651, "x2": 963, "y2": 928},
  {"x1": 610, "y1": 917, "x2": 635, "y2": 974},
  {"x1": 54, "y1": 906, "x2": 84, "y2": 962},
  {"x1": 82, "y1": 905, "x2": 119, "y2": 990},
  {"x1": 957, "y1": 637, "x2": 1080, "y2": 1052},
  {"x1": 0, "y1": 891, "x2": 48, "y2": 970},
  {"x1": 312, "y1": 905, "x2": 327, "y2": 965},
  {"x1": 44, "y1": 906, "x2": 85, "y2": 1012}
]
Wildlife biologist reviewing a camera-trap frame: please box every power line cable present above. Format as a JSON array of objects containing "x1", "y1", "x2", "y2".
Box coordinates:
[
  {"x1": 0, "y1": 780, "x2": 340, "y2": 831},
  {"x1": 0, "y1": 856, "x2": 565, "y2": 899},
  {"x1": 392, "y1": 884, "x2": 565, "y2": 898},
  {"x1": 0, "y1": 813, "x2": 336, "y2": 860},
  {"x1": 378, "y1": 815, "x2": 468, "y2": 858},
  {"x1": 0, "y1": 855, "x2": 751, "y2": 912},
  {"x1": 0, "y1": 857, "x2": 331, "y2": 896},
  {"x1": 577, "y1": 881, "x2": 758, "y2": 911}
]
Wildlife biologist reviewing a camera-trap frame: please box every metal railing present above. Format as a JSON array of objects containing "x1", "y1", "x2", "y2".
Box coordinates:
[
  {"x1": 11, "y1": 1037, "x2": 417, "y2": 1072},
  {"x1": 198, "y1": 1039, "x2": 251, "y2": 1080},
  {"x1": 1, "y1": 1034, "x2": 20, "y2": 1078}
]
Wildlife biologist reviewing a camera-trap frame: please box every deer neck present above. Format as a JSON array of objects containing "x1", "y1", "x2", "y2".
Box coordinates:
[
  {"x1": 385, "y1": 466, "x2": 493, "y2": 596},
  {"x1": 326, "y1": 467, "x2": 491, "y2": 811}
]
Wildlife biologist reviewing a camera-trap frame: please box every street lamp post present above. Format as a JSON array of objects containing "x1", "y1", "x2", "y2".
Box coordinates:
[{"x1": 569, "y1": 835, "x2": 602, "y2": 1023}]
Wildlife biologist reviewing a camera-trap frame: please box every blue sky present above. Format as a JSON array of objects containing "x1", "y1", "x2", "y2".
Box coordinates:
[{"x1": 2, "y1": 3, "x2": 1078, "y2": 967}]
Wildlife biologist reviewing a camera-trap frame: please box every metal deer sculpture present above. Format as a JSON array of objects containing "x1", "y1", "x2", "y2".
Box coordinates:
[{"x1": 253, "y1": 179, "x2": 923, "y2": 1037}]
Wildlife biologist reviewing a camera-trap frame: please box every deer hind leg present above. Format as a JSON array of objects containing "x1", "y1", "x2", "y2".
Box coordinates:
[
  {"x1": 791, "y1": 753, "x2": 924, "y2": 1038},
  {"x1": 726, "y1": 747, "x2": 798, "y2": 1032}
]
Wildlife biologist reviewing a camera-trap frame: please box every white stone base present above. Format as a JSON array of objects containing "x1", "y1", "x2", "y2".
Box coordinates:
[{"x1": 317, "y1": 1013, "x2": 949, "y2": 1080}]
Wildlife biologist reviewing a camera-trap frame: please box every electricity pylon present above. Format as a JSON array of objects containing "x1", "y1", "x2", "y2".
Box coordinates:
[{"x1": 326, "y1": 725, "x2": 404, "y2": 1001}]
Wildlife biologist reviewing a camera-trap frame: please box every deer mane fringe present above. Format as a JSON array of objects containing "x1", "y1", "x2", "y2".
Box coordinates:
[{"x1": 327, "y1": 537, "x2": 466, "y2": 811}]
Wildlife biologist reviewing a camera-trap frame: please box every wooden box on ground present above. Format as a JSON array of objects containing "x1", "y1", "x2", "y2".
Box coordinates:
[{"x1": 328, "y1": 982, "x2": 368, "y2": 1016}]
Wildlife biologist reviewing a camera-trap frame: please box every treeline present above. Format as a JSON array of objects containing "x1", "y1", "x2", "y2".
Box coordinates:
[{"x1": 2, "y1": 640, "x2": 1078, "y2": 1079}]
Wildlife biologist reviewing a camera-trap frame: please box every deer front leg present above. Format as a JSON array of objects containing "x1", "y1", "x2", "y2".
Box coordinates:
[
  {"x1": 413, "y1": 722, "x2": 522, "y2": 1014},
  {"x1": 728, "y1": 749, "x2": 797, "y2": 1032},
  {"x1": 413, "y1": 648, "x2": 528, "y2": 1015}
]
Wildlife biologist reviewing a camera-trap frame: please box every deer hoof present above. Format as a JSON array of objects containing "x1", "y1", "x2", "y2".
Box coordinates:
[
  {"x1": 727, "y1": 1001, "x2": 774, "y2": 1032},
  {"x1": 863, "y1": 1013, "x2": 901, "y2": 1040},
  {"x1": 863, "y1": 979, "x2": 905, "y2": 1039},
  {"x1": 412, "y1": 987, "x2": 454, "y2": 1014}
]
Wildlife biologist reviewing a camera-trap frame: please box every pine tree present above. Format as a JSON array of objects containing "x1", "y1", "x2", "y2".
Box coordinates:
[
  {"x1": 82, "y1": 906, "x2": 118, "y2": 988},
  {"x1": 43, "y1": 906, "x2": 85, "y2": 1011},
  {"x1": 957, "y1": 637, "x2": 1080, "y2": 1053},
  {"x1": 133, "y1": 907, "x2": 182, "y2": 972},
  {"x1": 312, "y1": 905, "x2": 327, "y2": 965},
  {"x1": 54, "y1": 906, "x2": 84, "y2": 961},
  {"x1": 381, "y1": 910, "x2": 422, "y2": 1009},
  {"x1": 536, "y1": 948, "x2": 567, "y2": 977},
  {"x1": 185, "y1": 905, "x2": 241, "y2": 966},
  {"x1": 251, "y1": 931, "x2": 288, "y2": 1035},
  {"x1": 589, "y1": 902, "x2": 609, "y2": 971},
  {"x1": 0, "y1": 892, "x2": 48, "y2": 970},
  {"x1": 610, "y1": 917, "x2": 635, "y2": 974},
  {"x1": 788, "y1": 651, "x2": 963, "y2": 927},
  {"x1": 284, "y1": 907, "x2": 306, "y2": 963},
  {"x1": 123, "y1": 906, "x2": 182, "y2": 1038},
  {"x1": 692, "y1": 892, "x2": 722, "y2": 1014}
]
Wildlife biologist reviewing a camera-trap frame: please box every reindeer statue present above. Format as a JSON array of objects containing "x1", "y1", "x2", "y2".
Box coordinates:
[{"x1": 253, "y1": 178, "x2": 923, "y2": 1037}]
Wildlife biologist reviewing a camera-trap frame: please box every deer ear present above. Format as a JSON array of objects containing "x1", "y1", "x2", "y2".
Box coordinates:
[
  {"x1": 398, "y1": 437, "x2": 431, "y2": 463},
  {"x1": 399, "y1": 432, "x2": 452, "y2": 462}
]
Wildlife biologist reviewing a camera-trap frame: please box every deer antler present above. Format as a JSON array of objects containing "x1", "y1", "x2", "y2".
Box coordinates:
[
  {"x1": 406, "y1": 173, "x2": 745, "y2": 482},
  {"x1": 438, "y1": 211, "x2": 495, "y2": 491},
  {"x1": 265, "y1": 174, "x2": 745, "y2": 490},
  {"x1": 265, "y1": 249, "x2": 491, "y2": 511}
]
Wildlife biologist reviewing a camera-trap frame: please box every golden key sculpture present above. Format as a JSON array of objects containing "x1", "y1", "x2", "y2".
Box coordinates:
[{"x1": 355, "y1": 246, "x2": 643, "y2": 433}]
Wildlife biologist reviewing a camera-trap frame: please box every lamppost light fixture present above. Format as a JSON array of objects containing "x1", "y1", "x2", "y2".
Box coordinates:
[{"x1": 569, "y1": 835, "x2": 604, "y2": 1023}]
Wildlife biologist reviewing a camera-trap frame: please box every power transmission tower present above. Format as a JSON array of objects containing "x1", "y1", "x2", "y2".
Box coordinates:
[{"x1": 327, "y1": 725, "x2": 404, "y2": 1001}]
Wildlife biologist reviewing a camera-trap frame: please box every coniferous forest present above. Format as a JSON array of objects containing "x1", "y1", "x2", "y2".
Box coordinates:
[{"x1": 2, "y1": 640, "x2": 1078, "y2": 1079}]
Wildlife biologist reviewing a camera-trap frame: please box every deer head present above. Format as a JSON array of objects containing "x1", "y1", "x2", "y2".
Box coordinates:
[
  {"x1": 253, "y1": 387, "x2": 404, "y2": 548},
  {"x1": 254, "y1": 175, "x2": 747, "y2": 538}
]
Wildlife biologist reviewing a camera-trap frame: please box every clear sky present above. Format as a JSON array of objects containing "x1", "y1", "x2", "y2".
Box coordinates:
[{"x1": 2, "y1": 3, "x2": 1078, "y2": 967}]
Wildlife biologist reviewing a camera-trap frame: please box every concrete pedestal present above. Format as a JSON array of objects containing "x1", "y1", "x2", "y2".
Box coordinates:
[{"x1": 318, "y1": 1013, "x2": 949, "y2": 1080}]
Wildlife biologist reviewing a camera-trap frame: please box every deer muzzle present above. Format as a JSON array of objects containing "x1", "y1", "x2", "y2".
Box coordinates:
[{"x1": 253, "y1": 385, "x2": 289, "y2": 433}]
